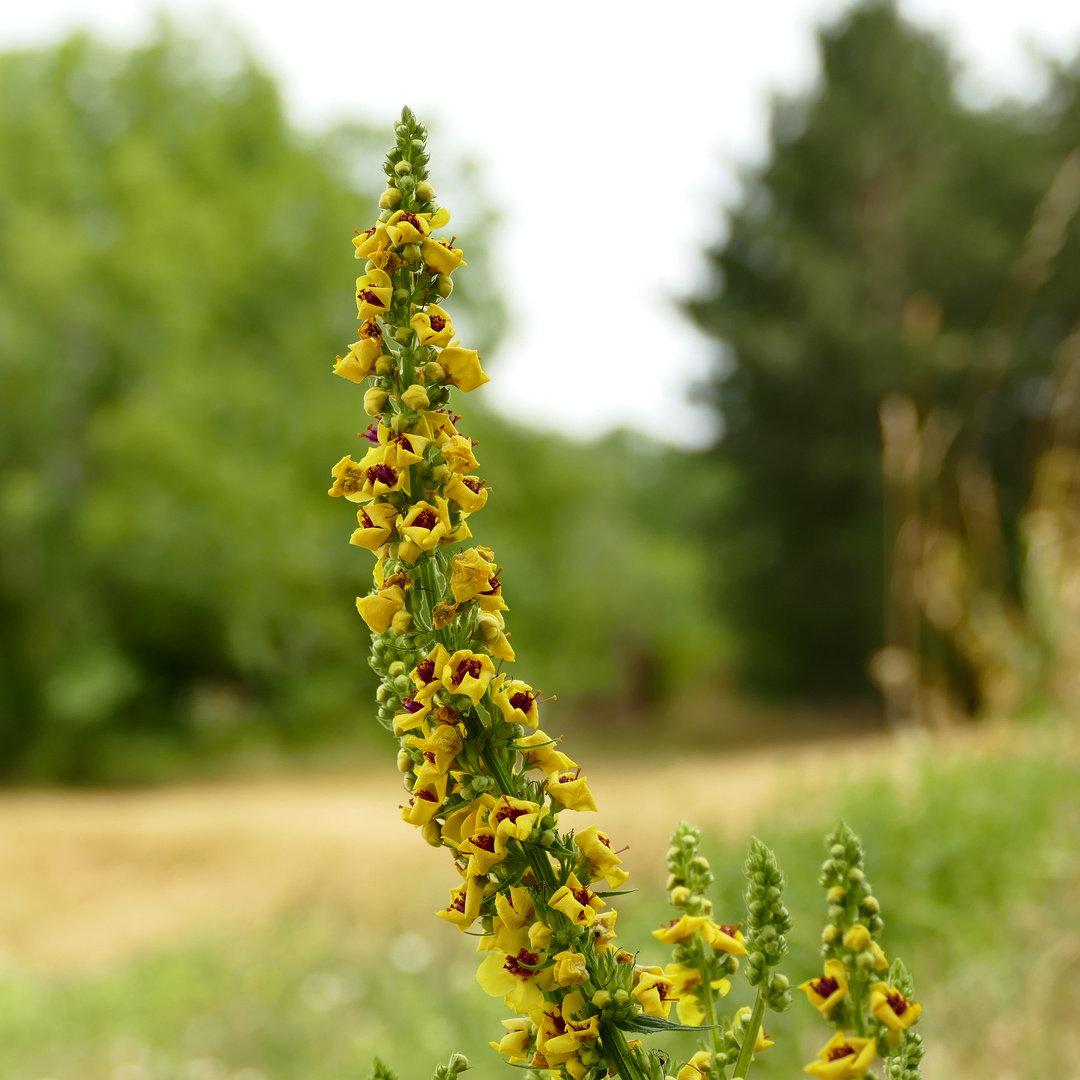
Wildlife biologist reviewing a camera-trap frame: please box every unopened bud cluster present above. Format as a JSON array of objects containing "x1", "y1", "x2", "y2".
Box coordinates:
[
  {"x1": 797, "y1": 825, "x2": 923, "y2": 1079},
  {"x1": 741, "y1": 838, "x2": 792, "y2": 1011}
]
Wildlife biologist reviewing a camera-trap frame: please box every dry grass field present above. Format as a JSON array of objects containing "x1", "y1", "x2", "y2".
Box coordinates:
[{"x1": 0, "y1": 720, "x2": 1076, "y2": 1080}]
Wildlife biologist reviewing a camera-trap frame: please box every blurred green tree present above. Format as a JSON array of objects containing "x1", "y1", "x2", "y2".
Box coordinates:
[
  {"x1": 0, "y1": 28, "x2": 512, "y2": 780},
  {"x1": 686, "y1": 1, "x2": 1080, "y2": 699},
  {"x1": 0, "y1": 29, "x2": 717, "y2": 781}
]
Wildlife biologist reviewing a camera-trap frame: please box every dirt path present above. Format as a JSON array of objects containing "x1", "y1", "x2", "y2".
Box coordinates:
[{"x1": 0, "y1": 727, "x2": 1023, "y2": 974}]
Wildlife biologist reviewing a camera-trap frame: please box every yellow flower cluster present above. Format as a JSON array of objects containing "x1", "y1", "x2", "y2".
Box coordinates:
[
  {"x1": 797, "y1": 827, "x2": 924, "y2": 1078},
  {"x1": 328, "y1": 109, "x2": 686, "y2": 1080}
]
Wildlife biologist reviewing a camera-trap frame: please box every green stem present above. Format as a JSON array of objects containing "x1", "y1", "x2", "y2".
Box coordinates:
[
  {"x1": 851, "y1": 981, "x2": 867, "y2": 1038},
  {"x1": 731, "y1": 986, "x2": 766, "y2": 1079},
  {"x1": 599, "y1": 1022, "x2": 649, "y2": 1080},
  {"x1": 696, "y1": 935, "x2": 723, "y2": 1059}
]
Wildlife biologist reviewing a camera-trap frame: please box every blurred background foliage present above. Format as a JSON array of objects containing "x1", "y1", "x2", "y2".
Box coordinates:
[
  {"x1": 0, "y1": 26, "x2": 717, "y2": 782},
  {"x1": 2, "y1": 2, "x2": 1080, "y2": 782}
]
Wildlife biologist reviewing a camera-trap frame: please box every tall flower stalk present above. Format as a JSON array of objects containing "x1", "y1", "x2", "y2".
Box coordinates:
[{"x1": 328, "y1": 109, "x2": 921, "y2": 1080}]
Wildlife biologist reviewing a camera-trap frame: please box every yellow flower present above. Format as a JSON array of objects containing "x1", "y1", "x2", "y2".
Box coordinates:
[
  {"x1": 442, "y1": 649, "x2": 497, "y2": 705},
  {"x1": 355, "y1": 268, "x2": 393, "y2": 320},
  {"x1": 677, "y1": 1050, "x2": 713, "y2": 1080},
  {"x1": 549, "y1": 875, "x2": 605, "y2": 927},
  {"x1": 352, "y1": 223, "x2": 390, "y2": 259},
  {"x1": 517, "y1": 730, "x2": 576, "y2": 775},
  {"x1": 391, "y1": 696, "x2": 431, "y2": 735},
  {"x1": 410, "y1": 643, "x2": 451, "y2": 702},
  {"x1": 799, "y1": 959, "x2": 849, "y2": 1013},
  {"x1": 450, "y1": 547, "x2": 498, "y2": 603},
  {"x1": 407, "y1": 721, "x2": 464, "y2": 774},
  {"x1": 492, "y1": 676, "x2": 540, "y2": 726},
  {"x1": 379, "y1": 427, "x2": 430, "y2": 468},
  {"x1": 476, "y1": 945, "x2": 553, "y2": 1014},
  {"x1": 421, "y1": 236, "x2": 466, "y2": 276},
  {"x1": 547, "y1": 772, "x2": 598, "y2": 813},
  {"x1": 440, "y1": 792, "x2": 496, "y2": 849},
  {"x1": 590, "y1": 910, "x2": 618, "y2": 951},
  {"x1": 441, "y1": 433, "x2": 479, "y2": 473},
  {"x1": 478, "y1": 611, "x2": 515, "y2": 662},
  {"x1": 385, "y1": 207, "x2": 450, "y2": 247},
  {"x1": 552, "y1": 949, "x2": 589, "y2": 987},
  {"x1": 401, "y1": 764, "x2": 447, "y2": 826},
  {"x1": 574, "y1": 825, "x2": 628, "y2": 889},
  {"x1": 489, "y1": 794, "x2": 541, "y2": 850},
  {"x1": 491, "y1": 1018, "x2": 535, "y2": 1064},
  {"x1": 445, "y1": 473, "x2": 490, "y2": 513},
  {"x1": 803, "y1": 1033, "x2": 877, "y2": 1080},
  {"x1": 631, "y1": 968, "x2": 675, "y2": 1019},
  {"x1": 869, "y1": 982, "x2": 922, "y2": 1031},
  {"x1": 652, "y1": 914, "x2": 710, "y2": 945},
  {"x1": 459, "y1": 828, "x2": 503, "y2": 876},
  {"x1": 439, "y1": 346, "x2": 490, "y2": 392},
  {"x1": 494, "y1": 885, "x2": 535, "y2": 931},
  {"x1": 399, "y1": 497, "x2": 452, "y2": 553},
  {"x1": 411, "y1": 304, "x2": 455, "y2": 347},
  {"x1": 355, "y1": 584, "x2": 406, "y2": 633},
  {"x1": 327, "y1": 454, "x2": 365, "y2": 499},
  {"x1": 436, "y1": 875, "x2": 486, "y2": 929},
  {"x1": 349, "y1": 500, "x2": 398, "y2": 551},
  {"x1": 868, "y1": 942, "x2": 889, "y2": 971},
  {"x1": 702, "y1": 921, "x2": 748, "y2": 956},
  {"x1": 663, "y1": 963, "x2": 730, "y2": 1026}
]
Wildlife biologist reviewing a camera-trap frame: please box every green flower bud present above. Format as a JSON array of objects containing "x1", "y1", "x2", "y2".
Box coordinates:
[
  {"x1": 613, "y1": 989, "x2": 630, "y2": 1006},
  {"x1": 375, "y1": 684, "x2": 391, "y2": 703},
  {"x1": 396, "y1": 749, "x2": 411, "y2": 772},
  {"x1": 862, "y1": 895, "x2": 880, "y2": 914},
  {"x1": 375, "y1": 355, "x2": 395, "y2": 376},
  {"x1": 364, "y1": 388, "x2": 388, "y2": 415},
  {"x1": 397, "y1": 174, "x2": 415, "y2": 194},
  {"x1": 827, "y1": 885, "x2": 847, "y2": 904},
  {"x1": 392, "y1": 287, "x2": 410, "y2": 305},
  {"x1": 848, "y1": 867, "x2": 865, "y2": 884},
  {"x1": 670, "y1": 885, "x2": 691, "y2": 906},
  {"x1": 394, "y1": 160, "x2": 412, "y2": 176},
  {"x1": 379, "y1": 187, "x2": 402, "y2": 209},
  {"x1": 394, "y1": 328, "x2": 413, "y2": 343},
  {"x1": 415, "y1": 181, "x2": 435, "y2": 201},
  {"x1": 424, "y1": 361, "x2": 446, "y2": 384},
  {"x1": 388, "y1": 661, "x2": 405, "y2": 676},
  {"x1": 392, "y1": 674, "x2": 411, "y2": 695},
  {"x1": 592, "y1": 990, "x2": 612, "y2": 1009},
  {"x1": 830, "y1": 844, "x2": 847, "y2": 859},
  {"x1": 822, "y1": 925, "x2": 840, "y2": 944},
  {"x1": 402, "y1": 243, "x2": 423, "y2": 262},
  {"x1": 436, "y1": 274, "x2": 454, "y2": 298}
]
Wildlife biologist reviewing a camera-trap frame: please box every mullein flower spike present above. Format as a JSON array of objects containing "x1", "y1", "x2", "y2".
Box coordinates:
[
  {"x1": 799, "y1": 825, "x2": 924, "y2": 1079},
  {"x1": 330, "y1": 108, "x2": 669, "y2": 1080}
]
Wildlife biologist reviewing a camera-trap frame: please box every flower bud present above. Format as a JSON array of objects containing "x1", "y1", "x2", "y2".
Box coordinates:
[
  {"x1": 847, "y1": 868, "x2": 865, "y2": 884},
  {"x1": 396, "y1": 749, "x2": 412, "y2": 773},
  {"x1": 828, "y1": 904, "x2": 845, "y2": 922},
  {"x1": 423, "y1": 361, "x2": 446, "y2": 384},
  {"x1": 414, "y1": 181, "x2": 435, "y2": 202},
  {"x1": 472, "y1": 774, "x2": 493, "y2": 791},
  {"x1": 388, "y1": 661, "x2": 405, "y2": 676},
  {"x1": 770, "y1": 973, "x2": 790, "y2": 992},
  {"x1": 375, "y1": 355, "x2": 395, "y2": 376},
  {"x1": 822, "y1": 925, "x2": 840, "y2": 944},
  {"x1": 377, "y1": 209, "x2": 393, "y2": 223},
  {"x1": 827, "y1": 886, "x2": 847, "y2": 904},
  {"x1": 436, "y1": 274, "x2": 453, "y2": 298},
  {"x1": 403, "y1": 243, "x2": 422, "y2": 263},
  {"x1": 379, "y1": 187, "x2": 402, "y2": 209},
  {"x1": 830, "y1": 844, "x2": 847, "y2": 859},
  {"x1": 862, "y1": 895, "x2": 880, "y2": 914},
  {"x1": 690, "y1": 856, "x2": 710, "y2": 872},
  {"x1": 592, "y1": 990, "x2": 612, "y2": 1009},
  {"x1": 394, "y1": 160, "x2": 412, "y2": 176},
  {"x1": 392, "y1": 288, "x2": 410, "y2": 306},
  {"x1": 613, "y1": 989, "x2": 630, "y2": 1005},
  {"x1": 401, "y1": 383, "x2": 430, "y2": 411},
  {"x1": 843, "y1": 924, "x2": 872, "y2": 951},
  {"x1": 394, "y1": 327, "x2": 413, "y2": 343},
  {"x1": 363, "y1": 387, "x2": 388, "y2": 415},
  {"x1": 671, "y1": 886, "x2": 692, "y2": 907},
  {"x1": 421, "y1": 821, "x2": 442, "y2": 848},
  {"x1": 397, "y1": 174, "x2": 415, "y2": 193},
  {"x1": 856, "y1": 950, "x2": 876, "y2": 971},
  {"x1": 391, "y1": 412, "x2": 410, "y2": 433}
]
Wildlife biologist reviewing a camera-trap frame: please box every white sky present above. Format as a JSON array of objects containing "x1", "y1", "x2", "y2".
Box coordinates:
[{"x1": 4, "y1": 0, "x2": 1080, "y2": 446}]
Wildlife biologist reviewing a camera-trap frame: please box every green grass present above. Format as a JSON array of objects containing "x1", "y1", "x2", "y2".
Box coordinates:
[{"x1": 2, "y1": 729, "x2": 1077, "y2": 1080}]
